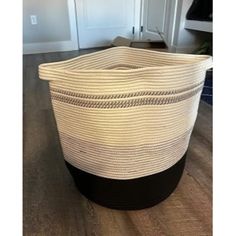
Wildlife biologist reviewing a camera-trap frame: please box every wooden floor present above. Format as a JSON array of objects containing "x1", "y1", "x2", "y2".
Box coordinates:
[{"x1": 23, "y1": 49, "x2": 212, "y2": 236}]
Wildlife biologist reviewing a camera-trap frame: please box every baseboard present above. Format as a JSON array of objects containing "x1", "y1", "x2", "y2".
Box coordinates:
[{"x1": 23, "y1": 40, "x2": 78, "y2": 55}]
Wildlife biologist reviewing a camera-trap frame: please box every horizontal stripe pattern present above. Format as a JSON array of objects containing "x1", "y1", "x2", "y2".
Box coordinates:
[
  {"x1": 39, "y1": 47, "x2": 212, "y2": 179},
  {"x1": 60, "y1": 130, "x2": 191, "y2": 179},
  {"x1": 50, "y1": 81, "x2": 204, "y2": 99},
  {"x1": 50, "y1": 85, "x2": 203, "y2": 109}
]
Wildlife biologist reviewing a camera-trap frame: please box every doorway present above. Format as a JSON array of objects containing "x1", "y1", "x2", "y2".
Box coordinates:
[{"x1": 75, "y1": 0, "x2": 174, "y2": 49}]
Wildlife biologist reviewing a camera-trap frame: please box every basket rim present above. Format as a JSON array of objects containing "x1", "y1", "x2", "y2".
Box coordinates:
[{"x1": 39, "y1": 46, "x2": 212, "y2": 75}]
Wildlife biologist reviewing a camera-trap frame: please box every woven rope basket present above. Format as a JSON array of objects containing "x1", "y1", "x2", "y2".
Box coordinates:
[{"x1": 39, "y1": 47, "x2": 212, "y2": 209}]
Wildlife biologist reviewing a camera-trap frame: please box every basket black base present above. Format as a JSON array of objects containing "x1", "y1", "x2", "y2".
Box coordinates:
[{"x1": 65, "y1": 153, "x2": 186, "y2": 210}]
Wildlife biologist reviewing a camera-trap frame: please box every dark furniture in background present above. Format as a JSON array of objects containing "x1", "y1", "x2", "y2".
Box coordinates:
[{"x1": 186, "y1": 0, "x2": 212, "y2": 22}]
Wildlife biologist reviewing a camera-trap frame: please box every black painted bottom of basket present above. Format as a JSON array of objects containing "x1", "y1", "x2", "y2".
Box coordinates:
[{"x1": 65, "y1": 153, "x2": 186, "y2": 210}]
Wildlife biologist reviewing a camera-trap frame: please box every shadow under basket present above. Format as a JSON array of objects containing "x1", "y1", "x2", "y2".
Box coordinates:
[{"x1": 65, "y1": 153, "x2": 186, "y2": 210}]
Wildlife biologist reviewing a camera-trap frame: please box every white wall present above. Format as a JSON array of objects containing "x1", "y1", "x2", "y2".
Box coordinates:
[
  {"x1": 23, "y1": 0, "x2": 78, "y2": 54},
  {"x1": 23, "y1": 0, "x2": 209, "y2": 54}
]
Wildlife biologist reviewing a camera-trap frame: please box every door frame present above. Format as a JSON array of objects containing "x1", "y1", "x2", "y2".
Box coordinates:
[
  {"x1": 140, "y1": 0, "x2": 178, "y2": 49},
  {"x1": 164, "y1": 0, "x2": 178, "y2": 51},
  {"x1": 23, "y1": 0, "x2": 78, "y2": 54}
]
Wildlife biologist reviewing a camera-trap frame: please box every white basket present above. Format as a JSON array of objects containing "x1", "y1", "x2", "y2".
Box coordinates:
[{"x1": 39, "y1": 47, "x2": 212, "y2": 180}]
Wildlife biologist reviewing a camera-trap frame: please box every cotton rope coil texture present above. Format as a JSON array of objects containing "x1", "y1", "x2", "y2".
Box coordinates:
[{"x1": 39, "y1": 47, "x2": 212, "y2": 180}]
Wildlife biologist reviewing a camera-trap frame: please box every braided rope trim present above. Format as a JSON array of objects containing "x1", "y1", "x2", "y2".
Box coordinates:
[
  {"x1": 50, "y1": 81, "x2": 204, "y2": 100},
  {"x1": 51, "y1": 86, "x2": 203, "y2": 109}
]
